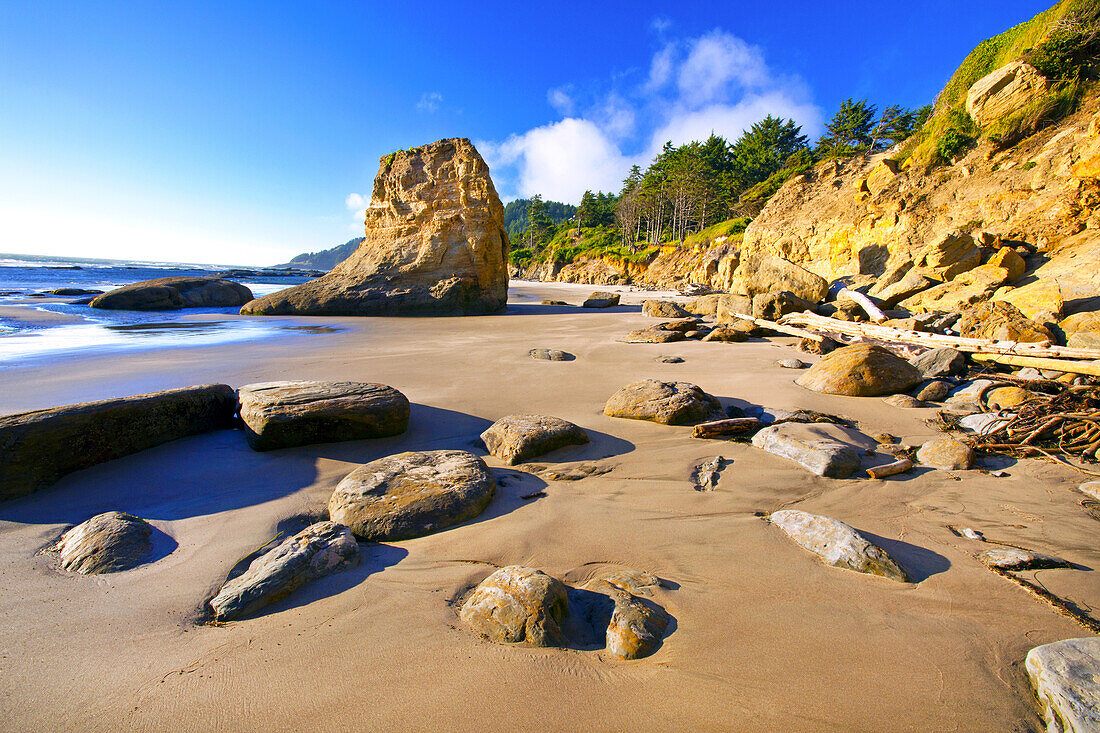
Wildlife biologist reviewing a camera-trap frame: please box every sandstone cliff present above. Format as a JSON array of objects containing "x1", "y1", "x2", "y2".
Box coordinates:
[{"x1": 243, "y1": 138, "x2": 509, "y2": 316}]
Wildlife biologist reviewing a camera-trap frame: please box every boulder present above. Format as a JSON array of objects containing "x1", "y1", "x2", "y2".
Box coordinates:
[
  {"x1": 459, "y1": 566, "x2": 569, "y2": 647},
  {"x1": 750, "y1": 423, "x2": 864, "y2": 478},
  {"x1": 0, "y1": 384, "x2": 237, "y2": 501},
  {"x1": 992, "y1": 279, "x2": 1065, "y2": 320},
  {"x1": 480, "y1": 415, "x2": 589, "y2": 465},
  {"x1": 237, "y1": 381, "x2": 410, "y2": 451},
  {"x1": 1025, "y1": 637, "x2": 1100, "y2": 733},
  {"x1": 916, "y1": 438, "x2": 974, "y2": 470},
  {"x1": 685, "y1": 294, "x2": 722, "y2": 316},
  {"x1": 986, "y1": 248, "x2": 1026, "y2": 281},
  {"x1": 796, "y1": 343, "x2": 922, "y2": 396},
  {"x1": 624, "y1": 327, "x2": 685, "y2": 343},
  {"x1": 752, "y1": 291, "x2": 815, "y2": 321},
  {"x1": 328, "y1": 450, "x2": 494, "y2": 540},
  {"x1": 715, "y1": 294, "x2": 755, "y2": 322},
  {"x1": 604, "y1": 380, "x2": 724, "y2": 425},
  {"x1": 966, "y1": 60, "x2": 1050, "y2": 128},
  {"x1": 582, "y1": 291, "x2": 620, "y2": 308},
  {"x1": 583, "y1": 575, "x2": 670, "y2": 660},
  {"x1": 700, "y1": 324, "x2": 748, "y2": 342},
  {"x1": 49, "y1": 288, "x2": 103, "y2": 296},
  {"x1": 1060, "y1": 311, "x2": 1100, "y2": 349},
  {"x1": 768, "y1": 510, "x2": 908, "y2": 581},
  {"x1": 642, "y1": 300, "x2": 689, "y2": 318},
  {"x1": 979, "y1": 548, "x2": 1072, "y2": 571},
  {"x1": 208, "y1": 521, "x2": 359, "y2": 621},
  {"x1": 529, "y1": 348, "x2": 573, "y2": 361},
  {"x1": 869, "y1": 268, "x2": 935, "y2": 309},
  {"x1": 883, "y1": 394, "x2": 924, "y2": 408},
  {"x1": 914, "y1": 230, "x2": 980, "y2": 281},
  {"x1": 240, "y1": 139, "x2": 508, "y2": 316},
  {"x1": 52, "y1": 511, "x2": 154, "y2": 574},
  {"x1": 957, "y1": 301, "x2": 1054, "y2": 343},
  {"x1": 986, "y1": 385, "x2": 1033, "y2": 410},
  {"x1": 90, "y1": 277, "x2": 253, "y2": 311},
  {"x1": 732, "y1": 253, "x2": 829, "y2": 302},
  {"x1": 909, "y1": 347, "x2": 966, "y2": 378},
  {"x1": 914, "y1": 380, "x2": 952, "y2": 402},
  {"x1": 900, "y1": 265, "x2": 1009, "y2": 313}
]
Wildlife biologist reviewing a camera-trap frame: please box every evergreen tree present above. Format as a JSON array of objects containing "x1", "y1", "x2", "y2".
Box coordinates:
[
  {"x1": 577, "y1": 190, "x2": 598, "y2": 227},
  {"x1": 729, "y1": 115, "x2": 809, "y2": 189},
  {"x1": 526, "y1": 194, "x2": 554, "y2": 246},
  {"x1": 816, "y1": 98, "x2": 878, "y2": 158}
]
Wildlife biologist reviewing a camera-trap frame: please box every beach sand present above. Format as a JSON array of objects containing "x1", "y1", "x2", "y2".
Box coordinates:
[{"x1": 0, "y1": 281, "x2": 1095, "y2": 731}]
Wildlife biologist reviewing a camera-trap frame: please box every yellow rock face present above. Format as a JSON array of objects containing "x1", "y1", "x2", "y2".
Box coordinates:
[
  {"x1": 992, "y1": 279, "x2": 1064, "y2": 319},
  {"x1": 900, "y1": 265, "x2": 1009, "y2": 313},
  {"x1": 1060, "y1": 311, "x2": 1100, "y2": 348},
  {"x1": 986, "y1": 248, "x2": 1026, "y2": 281},
  {"x1": 966, "y1": 60, "x2": 1049, "y2": 128}
]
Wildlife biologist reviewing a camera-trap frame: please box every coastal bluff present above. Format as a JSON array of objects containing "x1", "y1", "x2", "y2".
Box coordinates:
[{"x1": 241, "y1": 138, "x2": 509, "y2": 316}]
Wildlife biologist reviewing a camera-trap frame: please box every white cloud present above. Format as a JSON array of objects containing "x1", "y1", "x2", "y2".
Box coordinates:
[
  {"x1": 651, "y1": 16, "x2": 672, "y2": 34},
  {"x1": 677, "y1": 31, "x2": 770, "y2": 106},
  {"x1": 416, "y1": 91, "x2": 443, "y2": 113},
  {"x1": 547, "y1": 87, "x2": 574, "y2": 116},
  {"x1": 345, "y1": 192, "x2": 366, "y2": 210},
  {"x1": 646, "y1": 43, "x2": 676, "y2": 91}
]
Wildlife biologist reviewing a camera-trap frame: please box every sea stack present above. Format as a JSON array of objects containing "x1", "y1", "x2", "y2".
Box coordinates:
[{"x1": 241, "y1": 137, "x2": 509, "y2": 316}]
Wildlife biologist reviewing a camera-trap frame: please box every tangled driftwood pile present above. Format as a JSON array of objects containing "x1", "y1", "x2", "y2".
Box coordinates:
[{"x1": 966, "y1": 381, "x2": 1100, "y2": 460}]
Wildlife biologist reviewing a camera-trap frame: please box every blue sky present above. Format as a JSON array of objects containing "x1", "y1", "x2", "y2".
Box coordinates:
[{"x1": 1, "y1": 1, "x2": 1052, "y2": 265}]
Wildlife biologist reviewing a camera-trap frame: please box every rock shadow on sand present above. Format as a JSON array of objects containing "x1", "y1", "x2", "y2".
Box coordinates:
[{"x1": 859, "y1": 530, "x2": 951, "y2": 583}]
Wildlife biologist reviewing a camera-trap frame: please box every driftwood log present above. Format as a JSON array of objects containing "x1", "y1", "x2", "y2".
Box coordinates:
[
  {"x1": 729, "y1": 313, "x2": 824, "y2": 342},
  {"x1": 866, "y1": 458, "x2": 913, "y2": 479},
  {"x1": 691, "y1": 418, "x2": 760, "y2": 438},
  {"x1": 838, "y1": 289, "x2": 887, "y2": 323}
]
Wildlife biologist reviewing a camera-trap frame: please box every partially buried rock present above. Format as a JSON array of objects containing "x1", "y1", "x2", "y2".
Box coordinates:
[
  {"x1": 208, "y1": 521, "x2": 359, "y2": 622},
  {"x1": 909, "y1": 347, "x2": 966, "y2": 378},
  {"x1": 751, "y1": 423, "x2": 863, "y2": 478},
  {"x1": 701, "y1": 324, "x2": 748, "y2": 342},
  {"x1": 529, "y1": 348, "x2": 573, "y2": 361},
  {"x1": 917, "y1": 438, "x2": 974, "y2": 470},
  {"x1": 656, "y1": 355, "x2": 684, "y2": 363},
  {"x1": 240, "y1": 139, "x2": 508, "y2": 316},
  {"x1": 979, "y1": 548, "x2": 1072, "y2": 571},
  {"x1": 797, "y1": 343, "x2": 922, "y2": 396},
  {"x1": 768, "y1": 509, "x2": 908, "y2": 582},
  {"x1": 914, "y1": 380, "x2": 952, "y2": 402},
  {"x1": 625, "y1": 327, "x2": 684, "y2": 343},
  {"x1": 459, "y1": 566, "x2": 569, "y2": 647},
  {"x1": 604, "y1": 379, "x2": 723, "y2": 425},
  {"x1": 52, "y1": 511, "x2": 154, "y2": 574},
  {"x1": 237, "y1": 381, "x2": 410, "y2": 451},
  {"x1": 90, "y1": 277, "x2": 253, "y2": 311},
  {"x1": 582, "y1": 291, "x2": 620, "y2": 308},
  {"x1": 883, "y1": 394, "x2": 924, "y2": 408},
  {"x1": 583, "y1": 574, "x2": 670, "y2": 659},
  {"x1": 642, "y1": 300, "x2": 689, "y2": 318},
  {"x1": 480, "y1": 414, "x2": 589, "y2": 465},
  {"x1": 777, "y1": 358, "x2": 806, "y2": 369},
  {"x1": 328, "y1": 450, "x2": 494, "y2": 540},
  {"x1": 541, "y1": 299, "x2": 567, "y2": 306},
  {"x1": 1025, "y1": 637, "x2": 1100, "y2": 733}
]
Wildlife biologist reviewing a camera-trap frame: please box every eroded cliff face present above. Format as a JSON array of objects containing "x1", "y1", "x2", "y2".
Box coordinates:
[{"x1": 242, "y1": 138, "x2": 509, "y2": 316}]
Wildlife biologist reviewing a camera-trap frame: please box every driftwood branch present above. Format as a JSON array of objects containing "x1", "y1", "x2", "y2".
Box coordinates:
[
  {"x1": 730, "y1": 312, "x2": 824, "y2": 342},
  {"x1": 838, "y1": 288, "x2": 887, "y2": 323},
  {"x1": 969, "y1": 353, "x2": 1100, "y2": 377},
  {"x1": 866, "y1": 458, "x2": 913, "y2": 478},
  {"x1": 691, "y1": 418, "x2": 760, "y2": 438}
]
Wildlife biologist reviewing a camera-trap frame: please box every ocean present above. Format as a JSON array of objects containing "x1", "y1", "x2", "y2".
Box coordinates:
[{"x1": 0, "y1": 253, "x2": 335, "y2": 364}]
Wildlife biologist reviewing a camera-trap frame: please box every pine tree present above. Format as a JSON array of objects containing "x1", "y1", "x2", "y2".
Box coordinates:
[
  {"x1": 816, "y1": 99, "x2": 878, "y2": 158},
  {"x1": 526, "y1": 194, "x2": 554, "y2": 247}
]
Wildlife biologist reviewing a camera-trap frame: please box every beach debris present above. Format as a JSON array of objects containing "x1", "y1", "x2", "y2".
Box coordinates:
[
  {"x1": 883, "y1": 394, "x2": 925, "y2": 408},
  {"x1": 90, "y1": 276, "x2": 253, "y2": 311},
  {"x1": 914, "y1": 379, "x2": 952, "y2": 402},
  {"x1": 691, "y1": 456, "x2": 725, "y2": 491},
  {"x1": 796, "y1": 343, "x2": 922, "y2": 396},
  {"x1": 480, "y1": 414, "x2": 589, "y2": 465},
  {"x1": 964, "y1": 382, "x2": 1100, "y2": 461},
  {"x1": 656, "y1": 355, "x2": 684, "y2": 363},
  {"x1": 750, "y1": 423, "x2": 865, "y2": 478},
  {"x1": 1026, "y1": 637, "x2": 1100, "y2": 733},
  {"x1": 329, "y1": 450, "x2": 494, "y2": 541},
  {"x1": 777, "y1": 358, "x2": 807, "y2": 369},
  {"x1": 241, "y1": 139, "x2": 508, "y2": 316},
  {"x1": 460, "y1": 566, "x2": 569, "y2": 647},
  {"x1": 957, "y1": 412, "x2": 1012, "y2": 434},
  {"x1": 582, "y1": 291, "x2": 620, "y2": 308},
  {"x1": 529, "y1": 348, "x2": 573, "y2": 361},
  {"x1": 917, "y1": 438, "x2": 975, "y2": 470},
  {"x1": 541, "y1": 299, "x2": 567, "y2": 306},
  {"x1": 208, "y1": 521, "x2": 359, "y2": 622},
  {"x1": 691, "y1": 418, "x2": 760, "y2": 439},
  {"x1": 866, "y1": 458, "x2": 913, "y2": 479},
  {"x1": 604, "y1": 379, "x2": 724, "y2": 425},
  {"x1": 960, "y1": 528, "x2": 984, "y2": 540},
  {"x1": 642, "y1": 300, "x2": 689, "y2": 318},
  {"x1": 532, "y1": 462, "x2": 614, "y2": 481},
  {"x1": 237, "y1": 380, "x2": 410, "y2": 451},
  {"x1": 979, "y1": 547, "x2": 1073, "y2": 571},
  {"x1": 1079, "y1": 481, "x2": 1100, "y2": 501},
  {"x1": 767, "y1": 510, "x2": 909, "y2": 582},
  {"x1": 582, "y1": 572, "x2": 670, "y2": 659},
  {"x1": 50, "y1": 511, "x2": 154, "y2": 574},
  {"x1": 837, "y1": 287, "x2": 887, "y2": 323},
  {"x1": 0, "y1": 383, "x2": 237, "y2": 501},
  {"x1": 909, "y1": 347, "x2": 967, "y2": 379}
]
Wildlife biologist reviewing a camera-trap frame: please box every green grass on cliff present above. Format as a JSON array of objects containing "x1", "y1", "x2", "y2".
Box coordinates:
[{"x1": 683, "y1": 217, "x2": 750, "y2": 248}]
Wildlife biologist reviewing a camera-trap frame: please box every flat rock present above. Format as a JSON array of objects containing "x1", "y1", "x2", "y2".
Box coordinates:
[
  {"x1": 534, "y1": 462, "x2": 614, "y2": 481},
  {"x1": 1079, "y1": 481, "x2": 1100, "y2": 501},
  {"x1": 768, "y1": 509, "x2": 908, "y2": 581},
  {"x1": 0, "y1": 384, "x2": 237, "y2": 501},
  {"x1": 958, "y1": 412, "x2": 1012, "y2": 435},
  {"x1": 701, "y1": 324, "x2": 748, "y2": 342},
  {"x1": 209, "y1": 521, "x2": 359, "y2": 621},
  {"x1": 655, "y1": 355, "x2": 684, "y2": 363},
  {"x1": 237, "y1": 380, "x2": 410, "y2": 451},
  {"x1": 979, "y1": 548, "x2": 1072, "y2": 571},
  {"x1": 642, "y1": 300, "x2": 689, "y2": 318},
  {"x1": 796, "y1": 343, "x2": 922, "y2": 396},
  {"x1": 751, "y1": 422, "x2": 870, "y2": 478},
  {"x1": 604, "y1": 379, "x2": 724, "y2": 425},
  {"x1": 914, "y1": 380, "x2": 952, "y2": 402},
  {"x1": 480, "y1": 414, "x2": 589, "y2": 465},
  {"x1": 777, "y1": 358, "x2": 806, "y2": 369},
  {"x1": 52, "y1": 511, "x2": 154, "y2": 574},
  {"x1": 529, "y1": 348, "x2": 573, "y2": 361},
  {"x1": 328, "y1": 449, "x2": 494, "y2": 540},
  {"x1": 1025, "y1": 637, "x2": 1100, "y2": 733},
  {"x1": 909, "y1": 347, "x2": 966, "y2": 378},
  {"x1": 541, "y1": 299, "x2": 567, "y2": 306},
  {"x1": 625, "y1": 327, "x2": 684, "y2": 343},
  {"x1": 459, "y1": 566, "x2": 569, "y2": 647},
  {"x1": 917, "y1": 438, "x2": 975, "y2": 470},
  {"x1": 883, "y1": 394, "x2": 925, "y2": 408},
  {"x1": 582, "y1": 291, "x2": 620, "y2": 308},
  {"x1": 90, "y1": 277, "x2": 253, "y2": 310}
]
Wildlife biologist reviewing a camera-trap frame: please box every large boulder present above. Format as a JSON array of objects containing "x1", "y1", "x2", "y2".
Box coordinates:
[
  {"x1": 1025, "y1": 637, "x2": 1100, "y2": 733},
  {"x1": 642, "y1": 300, "x2": 689, "y2": 318},
  {"x1": 992, "y1": 279, "x2": 1065, "y2": 320},
  {"x1": 604, "y1": 379, "x2": 724, "y2": 425},
  {"x1": 914, "y1": 230, "x2": 980, "y2": 281},
  {"x1": 900, "y1": 265, "x2": 1009, "y2": 313},
  {"x1": 582, "y1": 291, "x2": 620, "y2": 308},
  {"x1": 240, "y1": 138, "x2": 509, "y2": 316},
  {"x1": 732, "y1": 253, "x2": 829, "y2": 303},
  {"x1": 236, "y1": 381, "x2": 410, "y2": 451},
  {"x1": 52, "y1": 511, "x2": 154, "y2": 574},
  {"x1": 715, "y1": 294, "x2": 754, "y2": 322},
  {"x1": 909, "y1": 347, "x2": 966, "y2": 378},
  {"x1": 209, "y1": 521, "x2": 359, "y2": 621},
  {"x1": 1060, "y1": 311, "x2": 1100, "y2": 349},
  {"x1": 986, "y1": 248, "x2": 1026, "y2": 281},
  {"x1": 750, "y1": 423, "x2": 866, "y2": 478},
  {"x1": 966, "y1": 60, "x2": 1050, "y2": 129},
  {"x1": 768, "y1": 510, "x2": 908, "y2": 582},
  {"x1": 796, "y1": 344, "x2": 922, "y2": 396},
  {"x1": 480, "y1": 415, "x2": 589, "y2": 465},
  {"x1": 869, "y1": 269, "x2": 936, "y2": 309},
  {"x1": 957, "y1": 301, "x2": 1054, "y2": 343},
  {"x1": 752, "y1": 291, "x2": 815, "y2": 321},
  {"x1": 328, "y1": 450, "x2": 494, "y2": 540},
  {"x1": 90, "y1": 277, "x2": 253, "y2": 310},
  {"x1": 0, "y1": 384, "x2": 237, "y2": 501},
  {"x1": 459, "y1": 566, "x2": 569, "y2": 647}
]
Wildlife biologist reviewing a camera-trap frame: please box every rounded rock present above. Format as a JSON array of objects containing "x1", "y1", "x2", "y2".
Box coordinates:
[
  {"x1": 459, "y1": 566, "x2": 569, "y2": 647},
  {"x1": 796, "y1": 343, "x2": 922, "y2": 396},
  {"x1": 917, "y1": 438, "x2": 975, "y2": 470},
  {"x1": 604, "y1": 379, "x2": 724, "y2": 425},
  {"x1": 480, "y1": 414, "x2": 589, "y2": 465}
]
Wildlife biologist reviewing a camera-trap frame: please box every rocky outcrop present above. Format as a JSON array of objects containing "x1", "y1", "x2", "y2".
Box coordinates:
[
  {"x1": 582, "y1": 291, "x2": 620, "y2": 308},
  {"x1": 642, "y1": 300, "x2": 689, "y2": 318},
  {"x1": 90, "y1": 277, "x2": 253, "y2": 310},
  {"x1": 730, "y1": 253, "x2": 829, "y2": 302},
  {"x1": 460, "y1": 566, "x2": 569, "y2": 647},
  {"x1": 768, "y1": 510, "x2": 908, "y2": 582},
  {"x1": 796, "y1": 344, "x2": 922, "y2": 396},
  {"x1": 957, "y1": 301, "x2": 1054, "y2": 343},
  {"x1": 241, "y1": 138, "x2": 509, "y2": 316},
  {"x1": 209, "y1": 521, "x2": 359, "y2": 621},
  {"x1": 0, "y1": 384, "x2": 237, "y2": 501},
  {"x1": 1025, "y1": 637, "x2": 1100, "y2": 733},
  {"x1": 236, "y1": 381, "x2": 410, "y2": 451},
  {"x1": 52, "y1": 511, "x2": 154, "y2": 574},
  {"x1": 328, "y1": 450, "x2": 494, "y2": 540},
  {"x1": 604, "y1": 380, "x2": 724, "y2": 425},
  {"x1": 966, "y1": 60, "x2": 1049, "y2": 129},
  {"x1": 480, "y1": 415, "x2": 589, "y2": 465}
]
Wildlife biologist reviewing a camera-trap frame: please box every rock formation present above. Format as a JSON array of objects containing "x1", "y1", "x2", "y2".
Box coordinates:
[
  {"x1": 241, "y1": 138, "x2": 509, "y2": 316},
  {"x1": 480, "y1": 414, "x2": 589, "y2": 465},
  {"x1": 604, "y1": 380, "x2": 724, "y2": 425},
  {"x1": 90, "y1": 277, "x2": 253, "y2": 310},
  {"x1": 52, "y1": 511, "x2": 155, "y2": 574}
]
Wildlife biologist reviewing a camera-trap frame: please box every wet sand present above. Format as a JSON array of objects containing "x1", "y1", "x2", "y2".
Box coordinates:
[{"x1": 0, "y1": 281, "x2": 1095, "y2": 731}]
